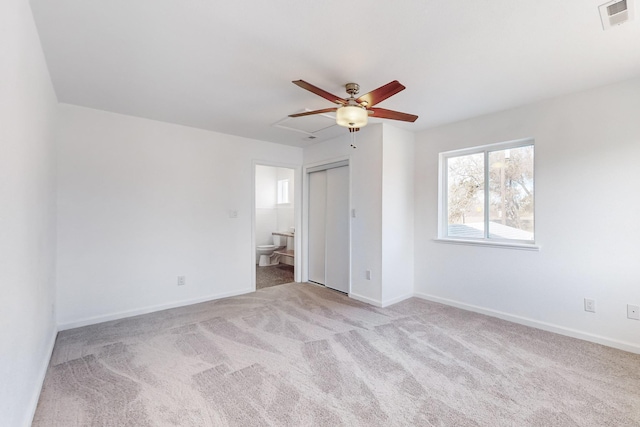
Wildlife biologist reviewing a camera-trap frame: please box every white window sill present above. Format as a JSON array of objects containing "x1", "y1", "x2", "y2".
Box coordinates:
[{"x1": 433, "y1": 238, "x2": 540, "y2": 251}]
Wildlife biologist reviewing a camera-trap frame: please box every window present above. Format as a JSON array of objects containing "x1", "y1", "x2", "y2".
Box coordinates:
[
  {"x1": 277, "y1": 179, "x2": 290, "y2": 204},
  {"x1": 439, "y1": 139, "x2": 534, "y2": 245}
]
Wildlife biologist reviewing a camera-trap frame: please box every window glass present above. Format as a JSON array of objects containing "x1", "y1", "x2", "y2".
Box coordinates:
[
  {"x1": 277, "y1": 179, "x2": 289, "y2": 204},
  {"x1": 441, "y1": 140, "x2": 534, "y2": 243},
  {"x1": 488, "y1": 146, "x2": 534, "y2": 240},
  {"x1": 447, "y1": 153, "x2": 485, "y2": 238}
]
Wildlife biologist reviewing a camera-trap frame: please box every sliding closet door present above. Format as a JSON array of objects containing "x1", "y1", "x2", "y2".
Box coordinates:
[
  {"x1": 307, "y1": 165, "x2": 349, "y2": 292},
  {"x1": 324, "y1": 166, "x2": 349, "y2": 293},
  {"x1": 308, "y1": 170, "x2": 327, "y2": 285}
]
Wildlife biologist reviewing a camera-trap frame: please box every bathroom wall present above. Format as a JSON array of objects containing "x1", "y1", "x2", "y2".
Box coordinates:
[
  {"x1": 255, "y1": 165, "x2": 278, "y2": 248},
  {"x1": 255, "y1": 165, "x2": 295, "y2": 262},
  {"x1": 276, "y1": 167, "x2": 295, "y2": 234}
]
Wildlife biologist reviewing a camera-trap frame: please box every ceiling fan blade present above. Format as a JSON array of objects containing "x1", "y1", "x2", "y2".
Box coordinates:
[
  {"x1": 356, "y1": 80, "x2": 406, "y2": 107},
  {"x1": 288, "y1": 107, "x2": 338, "y2": 118},
  {"x1": 369, "y1": 107, "x2": 418, "y2": 122},
  {"x1": 292, "y1": 80, "x2": 347, "y2": 105}
]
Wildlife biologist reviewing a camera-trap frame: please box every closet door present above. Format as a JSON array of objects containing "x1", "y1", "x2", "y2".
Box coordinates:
[
  {"x1": 308, "y1": 170, "x2": 327, "y2": 285},
  {"x1": 324, "y1": 166, "x2": 349, "y2": 293}
]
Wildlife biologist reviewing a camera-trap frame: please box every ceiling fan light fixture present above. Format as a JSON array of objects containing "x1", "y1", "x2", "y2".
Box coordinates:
[{"x1": 336, "y1": 105, "x2": 368, "y2": 128}]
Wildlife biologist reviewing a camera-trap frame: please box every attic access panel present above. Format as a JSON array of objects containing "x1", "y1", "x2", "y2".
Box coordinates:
[{"x1": 274, "y1": 111, "x2": 337, "y2": 136}]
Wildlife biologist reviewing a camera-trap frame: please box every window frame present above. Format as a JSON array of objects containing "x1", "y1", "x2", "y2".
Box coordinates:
[{"x1": 437, "y1": 138, "x2": 538, "y2": 250}]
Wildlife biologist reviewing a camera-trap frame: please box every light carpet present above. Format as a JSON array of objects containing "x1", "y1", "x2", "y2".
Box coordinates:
[{"x1": 34, "y1": 283, "x2": 640, "y2": 426}]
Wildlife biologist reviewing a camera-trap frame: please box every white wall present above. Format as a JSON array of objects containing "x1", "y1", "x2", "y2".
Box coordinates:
[
  {"x1": 56, "y1": 104, "x2": 302, "y2": 328},
  {"x1": 255, "y1": 165, "x2": 278, "y2": 249},
  {"x1": 381, "y1": 125, "x2": 415, "y2": 305},
  {"x1": 0, "y1": 1, "x2": 58, "y2": 425},
  {"x1": 415, "y1": 76, "x2": 640, "y2": 352},
  {"x1": 303, "y1": 125, "x2": 384, "y2": 303},
  {"x1": 276, "y1": 167, "x2": 295, "y2": 234}
]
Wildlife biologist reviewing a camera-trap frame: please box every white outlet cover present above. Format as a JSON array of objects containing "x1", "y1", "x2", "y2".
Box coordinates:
[
  {"x1": 628, "y1": 304, "x2": 640, "y2": 320},
  {"x1": 584, "y1": 298, "x2": 596, "y2": 313}
]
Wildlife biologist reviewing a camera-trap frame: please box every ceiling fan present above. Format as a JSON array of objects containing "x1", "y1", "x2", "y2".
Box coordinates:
[{"x1": 289, "y1": 80, "x2": 418, "y2": 132}]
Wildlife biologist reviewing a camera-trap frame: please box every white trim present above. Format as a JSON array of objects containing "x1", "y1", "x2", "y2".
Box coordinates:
[
  {"x1": 25, "y1": 325, "x2": 57, "y2": 427},
  {"x1": 381, "y1": 293, "x2": 414, "y2": 308},
  {"x1": 349, "y1": 292, "x2": 383, "y2": 307},
  {"x1": 433, "y1": 238, "x2": 540, "y2": 251},
  {"x1": 413, "y1": 292, "x2": 640, "y2": 355},
  {"x1": 440, "y1": 137, "x2": 534, "y2": 158},
  {"x1": 306, "y1": 159, "x2": 349, "y2": 173},
  {"x1": 57, "y1": 288, "x2": 253, "y2": 331}
]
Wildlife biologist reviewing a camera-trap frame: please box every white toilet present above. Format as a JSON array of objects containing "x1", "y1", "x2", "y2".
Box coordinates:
[{"x1": 257, "y1": 235, "x2": 285, "y2": 266}]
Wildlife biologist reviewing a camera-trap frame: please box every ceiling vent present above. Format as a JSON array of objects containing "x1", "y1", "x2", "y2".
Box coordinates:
[{"x1": 599, "y1": 0, "x2": 634, "y2": 30}]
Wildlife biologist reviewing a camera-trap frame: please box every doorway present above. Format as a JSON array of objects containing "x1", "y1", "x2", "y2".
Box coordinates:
[
  {"x1": 307, "y1": 162, "x2": 349, "y2": 293},
  {"x1": 255, "y1": 165, "x2": 296, "y2": 290}
]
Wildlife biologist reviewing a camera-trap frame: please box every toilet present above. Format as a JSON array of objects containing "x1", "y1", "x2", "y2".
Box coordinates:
[{"x1": 257, "y1": 235, "x2": 285, "y2": 266}]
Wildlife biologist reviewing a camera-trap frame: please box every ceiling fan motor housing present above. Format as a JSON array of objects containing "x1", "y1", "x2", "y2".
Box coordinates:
[{"x1": 345, "y1": 83, "x2": 360, "y2": 97}]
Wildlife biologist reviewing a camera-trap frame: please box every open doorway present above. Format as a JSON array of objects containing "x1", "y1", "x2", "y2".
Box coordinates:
[{"x1": 255, "y1": 165, "x2": 296, "y2": 290}]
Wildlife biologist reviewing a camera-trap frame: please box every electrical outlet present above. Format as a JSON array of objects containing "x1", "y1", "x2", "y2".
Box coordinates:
[
  {"x1": 628, "y1": 304, "x2": 640, "y2": 320},
  {"x1": 177, "y1": 275, "x2": 186, "y2": 286},
  {"x1": 365, "y1": 270, "x2": 371, "y2": 280},
  {"x1": 584, "y1": 298, "x2": 596, "y2": 313},
  {"x1": 228, "y1": 210, "x2": 238, "y2": 219}
]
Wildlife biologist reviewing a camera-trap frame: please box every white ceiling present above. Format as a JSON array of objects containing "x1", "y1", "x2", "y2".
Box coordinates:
[{"x1": 30, "y1": 0, "x2": 640, "y2": 147}]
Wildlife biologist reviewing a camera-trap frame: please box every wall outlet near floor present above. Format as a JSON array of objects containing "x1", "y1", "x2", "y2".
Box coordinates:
[
  {"x1": 177, "y1": 275, "x2": 186, "y2": 286},
  {"x1": 628, "y1": 304, "x2": 640, "y2": 320},
  {"x1": 584, "y1": 298, "x2": 596, "y2": 313},
  {"x1": 365, "y1": 270, "x2": 371, "y2": 280}
]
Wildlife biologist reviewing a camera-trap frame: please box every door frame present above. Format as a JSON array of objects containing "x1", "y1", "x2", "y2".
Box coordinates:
[
  {"x1": 251, "y1": 160, "x2": 302, "y2": 291},
  {"x1": 302, "y1": 156, "x2": 351, "y2": 293}
]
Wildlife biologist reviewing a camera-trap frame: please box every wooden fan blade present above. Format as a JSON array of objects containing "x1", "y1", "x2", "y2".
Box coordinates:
[
  {"x1": 356, "y1": 80, "x2": 405, "y2": 107},
  {"x1": 288, "y1": 107, "x2": 338, "y2": 118},
  {"x1": 292, "y1": 80, "x2": 347, "y2": 105},
  {"x1": 369, "y1": 107, "x2": 418, "y2": 122}
]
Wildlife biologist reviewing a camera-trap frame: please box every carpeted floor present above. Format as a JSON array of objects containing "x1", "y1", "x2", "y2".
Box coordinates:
[
  {"x1": 256, "y1": 264, "x2": 294, "y2": 290},
  {"x1": 34, "y1": 283, "x2": 640, "y2": 426}
]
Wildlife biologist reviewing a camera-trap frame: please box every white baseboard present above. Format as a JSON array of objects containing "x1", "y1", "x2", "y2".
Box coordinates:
[
  {"x1": 349, "y1": 292, "x2": 413, "y2": 308},
  {"x1": 349, "y1": 292, "x2": 383, "y2": 307},
  {"x1": 25, "y1": 325, "x2": 57, "y2": 427},
  {"x1": 57, "y1": 288, "x2": 254, "y2": 331},
  {"x1": 414, "y1": 292, "x2": 640, "y2": 355},
  {"x1": 381, "y1": 293, "x2": 414, "y2": 308}
]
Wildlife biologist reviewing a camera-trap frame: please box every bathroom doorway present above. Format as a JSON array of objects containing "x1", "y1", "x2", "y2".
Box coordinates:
[{"x1": 254, "y1": 164, "x2": 296, "y2": 290}]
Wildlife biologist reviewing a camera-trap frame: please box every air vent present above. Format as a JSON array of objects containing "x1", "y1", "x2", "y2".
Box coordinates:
[
  {"x1": 599, "y1": 0, "x2": 634, "y2": 30},
  {"x1": 608, "y1": 0, "x2": 627, "y2": 15}
]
